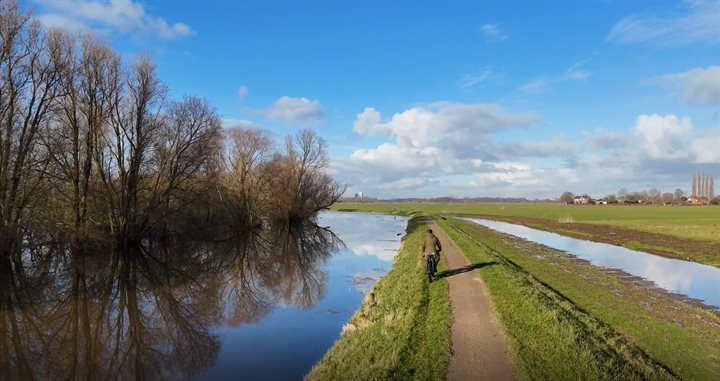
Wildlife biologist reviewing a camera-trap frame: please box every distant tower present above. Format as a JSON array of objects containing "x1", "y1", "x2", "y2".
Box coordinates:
[{"x1": 354, "y1": 192, "x2": 364, "y2": 199}]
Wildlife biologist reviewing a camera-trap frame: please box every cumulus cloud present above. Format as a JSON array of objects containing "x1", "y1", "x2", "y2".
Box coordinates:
[
  {"x1": 333, "y1": 106, "x2": 718, "y2": 199},
  {"x1": 632, "y1": 114, "x2": 718, "y2": 163},
  {"x1": 36, "y1": 0, "x2": 194, "y2": 39},
  {"x1": 352, "y1": 103, "x2": 540, "y2": 152},
  {"x1": 353, "y1": 107, "x2": 382, "y2": 134},
  {"x1": 333, "y1": 102, "x2": 551, "y2": 196},
  {"x1": 480, "y1": 24, "x2": 508, "y2": 42},
  {"x1": 653, "y1": 66, "x2": 720, "y2": 106},
  {"x1": 607, "y1": 0, "x2": 720, "y2": 45},
  {"x1": 265, "y1": 96, "x2": 324, "y2": 126},
  {"x1": 632, "y1": 114, "x2": 694, "y2": 160}
]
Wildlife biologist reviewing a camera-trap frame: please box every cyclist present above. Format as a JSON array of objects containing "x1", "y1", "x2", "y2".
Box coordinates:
[{"x1": 421, "y1": 228, "x2": 442, "y2": 273}]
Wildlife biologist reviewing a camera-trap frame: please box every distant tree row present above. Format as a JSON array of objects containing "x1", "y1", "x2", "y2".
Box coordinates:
[
  {"x1": 0, "y1": 1, "x2": 343, "y2": 255},
  {"x1": 558, "y1": 187, "x2": 719, "y2": 205},
  {"x1": 692, "y1": 172, "x2": 715, "y2": 199}
]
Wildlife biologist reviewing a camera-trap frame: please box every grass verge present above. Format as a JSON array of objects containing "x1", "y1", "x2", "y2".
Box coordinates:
[
  {"x1": 435, "y1": 217, "x2": 720, "y2": 381},
  {"x1": 305, "y1": 216, "x2": 452, "y2": 381}
]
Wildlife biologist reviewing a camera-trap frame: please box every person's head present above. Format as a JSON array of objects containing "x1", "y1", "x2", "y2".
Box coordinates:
[{"x1": 427, "y1": 229, "x2": 433, "y2": 234}]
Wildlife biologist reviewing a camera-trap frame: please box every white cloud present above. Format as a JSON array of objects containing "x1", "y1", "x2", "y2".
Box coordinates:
[
  {"x1": 36, "y1": 0, "x2": 194, "y2": 39},
  {"x1": 332, "y1": 106, "x2": 718, "y2": 199},
  {"x1": 221, "y1": 118, "x2": 261, "y2": 130},
  {"x1": 607, "y1": 0, "x2": 720, "y2": 45},
  {"x1": 632, "y1": 114, "x2": 693, "y2": 160},
  {"x1": 237, "y1": 85, "x2": 249, "y2": 100},
  {"x1": 519, "y1": 79, "x2": 550, "y2": 94},
  {"x1": 353, "y1": 107, "x2": 382, "y2": 134},
  {"x1": 265, "y1": 96, "x2": 324, "y2": 126},
  {"x1": 520, "y1": 63, "x2": 592, "y2": 94},
  {"x1": 632, "y1": 114, "x2": 719, "y2": 163},
  {"x1": 333, "y1": 103, "x2": 547, "y2": 196},
  {"x1": 461, "y1": 69, "x2": 492, "y2": 89},
  {"x1": 352, "y1": 103, "x2": 540, "y2": 150},
  {"x1": 654, "y1": 66, "x2": 720, "y2": 106},
  {"x1": 265, "y1": 96, "x2": 325, "y2": 126},
  {"x1": 480, "y1": 24, "x2": 508, "y2": 42}
]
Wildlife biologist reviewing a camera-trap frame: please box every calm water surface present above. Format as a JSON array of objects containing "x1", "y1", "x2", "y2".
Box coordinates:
[
  {"x1": 1, "y1": 212, "x2": 407, "y2": 381},
  {"x1": 464, "y1": 218, "x2": 720, "y2": 309}
]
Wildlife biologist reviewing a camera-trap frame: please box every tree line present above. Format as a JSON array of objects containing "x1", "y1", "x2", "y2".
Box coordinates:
[
  {"x1": 559, "y1": 187, "x2": 719, "y2": 205},
  {"x1": 0, "y1": 1, "x2": 343, "y2": 255}
]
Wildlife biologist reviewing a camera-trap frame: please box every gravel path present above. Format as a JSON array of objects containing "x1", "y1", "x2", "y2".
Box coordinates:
[{"x1": 427, "y1": 218, "x2": 517, "y2": 381}]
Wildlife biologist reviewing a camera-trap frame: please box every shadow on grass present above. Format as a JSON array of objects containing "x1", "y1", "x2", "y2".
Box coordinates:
[{"x1": 436, "y1": 262, "x2": 497, "y2": 279}]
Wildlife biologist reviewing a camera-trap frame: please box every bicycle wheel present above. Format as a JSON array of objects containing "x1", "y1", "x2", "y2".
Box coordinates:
[{"x1": 427, "y1": 258, "x2": 434, "y2": 282}]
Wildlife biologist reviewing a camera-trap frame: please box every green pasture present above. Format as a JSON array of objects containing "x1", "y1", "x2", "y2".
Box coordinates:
[{"x1": 332, "y1": 203, "x2": 720, "y2": 243}]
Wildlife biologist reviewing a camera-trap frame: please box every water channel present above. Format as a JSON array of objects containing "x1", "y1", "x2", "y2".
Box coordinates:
[
  {"x1": 463, "y1": 218, "x2": 720, "y2": 309},
  {"x1": 0, "y1": 212, "x2": 408, "y2": 381}
]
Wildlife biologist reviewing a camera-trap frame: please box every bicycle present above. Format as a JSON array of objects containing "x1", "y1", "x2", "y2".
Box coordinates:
[{"x1": 425, "y1": 252, "x2": 437, "y2": 282}]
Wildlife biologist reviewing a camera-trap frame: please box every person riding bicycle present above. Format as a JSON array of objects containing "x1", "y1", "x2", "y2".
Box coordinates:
[{"x1": 421, "y1": 228, "x2": 442, "y2": 273}]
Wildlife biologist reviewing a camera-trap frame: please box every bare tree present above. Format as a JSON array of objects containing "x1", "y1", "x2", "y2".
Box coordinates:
[
  {"x1": 223, "y1": 127, "x2": 274, "y2": 224},
  {"x1": 647, "y1": 188, "x2": 661, "y2": 204},
  {"x1": 661, "y1": 192, "x2": 673, "y2": 205},
  {"x1": 674, "y1": 188, "x2": 684, "y2": 203},
  {"x1": 95, "y1": 55, "x2": 167, "y2": 241},
  {"x1": 0, "y1": 2, "x2": 66, "y2": 253},
  {"x1": 617, "y1": 188, "x2": 628, "y2": 203},
  {"x1": 43, "y1": 34, "x2": 120, "y2": 236},
  {"x1": 268, "y1": 129, "x2": 344, "y2": 222}
]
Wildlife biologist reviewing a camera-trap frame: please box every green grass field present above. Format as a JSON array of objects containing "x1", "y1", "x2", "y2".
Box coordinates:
[
  {"x1": 306, "y1": 216, "x2": 452, "y2": 381},
  {"x1": 332, "y1": 202, "x2": 720, "y2": 243}
]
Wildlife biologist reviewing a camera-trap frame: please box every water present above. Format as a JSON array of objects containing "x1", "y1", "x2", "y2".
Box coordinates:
[
  {"x1": 0, "y1": 212, "x2": 408, "y2": 381},
  {"x1": 463, "y1": 218, "x2": 720, "y2": 309}
]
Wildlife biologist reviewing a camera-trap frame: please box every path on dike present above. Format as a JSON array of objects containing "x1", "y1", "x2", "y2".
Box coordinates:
[{"x1": 426, "y1": 217, "x2": 518, "y2": 381}]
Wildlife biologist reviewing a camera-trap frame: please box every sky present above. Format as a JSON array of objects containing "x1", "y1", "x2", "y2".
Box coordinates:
[{"x1": 25, "y1": 0, "x2": 720, "y2": 199}]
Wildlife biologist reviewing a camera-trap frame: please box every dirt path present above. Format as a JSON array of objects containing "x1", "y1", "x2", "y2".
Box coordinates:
[{"x1": 427, "y1": 218, "x2": 517, "y2": 381}]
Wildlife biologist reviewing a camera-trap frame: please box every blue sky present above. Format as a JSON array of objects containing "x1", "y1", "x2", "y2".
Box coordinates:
[{"x1": 28, "y1": 0, "x2": 720, "y2": 199}]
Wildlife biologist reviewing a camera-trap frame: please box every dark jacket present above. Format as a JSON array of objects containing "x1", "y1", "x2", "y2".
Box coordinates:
[{"x1": 421, "y1": 233, "x2": 442, "y2": 254}]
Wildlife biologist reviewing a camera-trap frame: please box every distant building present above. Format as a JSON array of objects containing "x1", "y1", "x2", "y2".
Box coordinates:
[
  {"x1": 573, "y1": 195, "x2": 591, "y2": 204},
  {"x1": 687, "y1": 195, "x2": 708, "y2": 205},
  {"x1": 354, "y1": 192, "x2": 364, "y2": 199}
]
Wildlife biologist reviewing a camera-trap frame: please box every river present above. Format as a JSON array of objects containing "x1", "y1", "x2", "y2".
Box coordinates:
[{"x1": 0, "y1": 212, "x2": 408, "y2": 380}]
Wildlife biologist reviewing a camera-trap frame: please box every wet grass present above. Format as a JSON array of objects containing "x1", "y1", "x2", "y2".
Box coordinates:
[
  {"x1": 436, "y1": 216, "x2": 720, "y2": 381},
  {"x1": 305, "y1": 216, "x2": 452, "y2": 381}
]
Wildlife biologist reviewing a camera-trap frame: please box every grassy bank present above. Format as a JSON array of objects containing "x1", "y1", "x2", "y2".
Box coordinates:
[
  {"x1": 306, "y1": 216, "x2": 452, "y2": 380},
  {"x1": 436, "y1": 217, "x2": 720, "y2": 381},
  {"x1": 332, "y1": 202, "x2": 720, "y2": 243}
]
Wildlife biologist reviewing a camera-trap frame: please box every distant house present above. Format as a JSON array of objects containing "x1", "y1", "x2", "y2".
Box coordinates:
[
  {"x1": 687, "y1": 195, "x2": 708, "y2": 205},
  {"x1": 573, "y1": 195, "x2": 591, "y2": 205}
]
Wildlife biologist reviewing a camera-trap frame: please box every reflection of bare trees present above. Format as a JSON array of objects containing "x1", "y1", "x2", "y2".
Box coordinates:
[{"x1": 0, "y1": 219, "x2": 340, "y2": 380}]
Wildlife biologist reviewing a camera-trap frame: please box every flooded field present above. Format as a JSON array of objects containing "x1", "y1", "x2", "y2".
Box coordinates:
[
  {"x1": 0, "y1": 212, "x2": 407, "y2": 381},
  {"x1": 464, "y1": 218, "x2": 720, "y2": 309}
]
